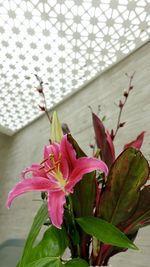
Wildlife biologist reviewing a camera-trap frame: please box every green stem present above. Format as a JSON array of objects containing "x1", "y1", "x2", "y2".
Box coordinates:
[
  {"x1": 94, "y1": 242, "x2": 103, "y2": 266},
  {"x1": 68, "y1": 195, "x2": 80, "y2": 257},
  {"x1": 68, "y1": 195, "x2": 76, "y2": 225}
]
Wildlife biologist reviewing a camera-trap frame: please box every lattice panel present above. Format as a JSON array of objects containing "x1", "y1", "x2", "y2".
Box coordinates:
[{"x1": 0, "y1": 0, "x2": 150, "y2": 134}]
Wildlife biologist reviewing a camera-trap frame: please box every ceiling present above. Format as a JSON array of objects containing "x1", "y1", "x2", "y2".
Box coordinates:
[{"x1": 0, "y1": 0, "x2": 150, "y2": 135}]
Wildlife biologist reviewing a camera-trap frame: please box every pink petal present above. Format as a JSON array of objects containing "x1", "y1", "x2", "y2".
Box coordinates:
[
  {"x1": 124, "y1": 131, "x2": 145, "y2": 150},
  {"x1": 6, "y1": 177, "x2": 59, "y2": 208},
  {"x1": 44, "y1": 143, "x2": 61, "y2": 173},
  {"x1": 60, "y1": 135, "x2": 76, "y2": 171},
  {"x1": 47, "y1": 190, "x2": 66, "y2": 229},
  {"x1": 44, "y1": 142, "x2": 60, "y2": 161},
  {"x1": 60, "y1": 156, "x2": 69, "y2": 180},
  {"x1": 21, "y1": 164, "x2": 46, "y2": 179},
  {"x1": 66, "y1": 157, "x2": 108, "y2": 191}
]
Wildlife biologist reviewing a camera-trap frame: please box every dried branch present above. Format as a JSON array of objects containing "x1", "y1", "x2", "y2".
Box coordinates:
[
  {"x1": 35, "y1": 74, "x2": 52, "y2": 124},
  {"x1": 111, "y1": 72, "x2": 135, "y2": 141}
]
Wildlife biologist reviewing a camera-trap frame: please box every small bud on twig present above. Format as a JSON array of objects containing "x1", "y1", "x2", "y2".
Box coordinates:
[
  {"x1": 37, "y1": 87, "x2": 43, "y2": 94},
  {"x1": 39, "y1": 105, "x2": 45, "y2": 111},
  {"x1": 89, "y1": 144, "x2": 95, "y2": 149},
  {"x1": 112, "y1": 72, "x2": 135, "y2": 140},
  {"x1": 129, "y1": 85, "x2": 133, "y2": 90},
  {"x1": 123, "y1": 91, "x2": 128, "y2": 98},
  {"x1": 119, "y1": 122, "x2": 126, "y2": 128},
  {"x1": 119, "y1": 100, "x2": 123, "y2": 108}
]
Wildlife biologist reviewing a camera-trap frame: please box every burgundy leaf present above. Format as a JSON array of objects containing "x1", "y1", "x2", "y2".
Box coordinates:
[
  {"x1": 99, "y1": 148, "x2": 149, "y2": 226},
  {"x1": 106, "y1": 131, "x2": 115, "y2": 162},
  {"x1": 124, "y1": 131, "x2": 145, "y2": 150},
  {"x1": 92, "y1": 112, "x2": 115, "y2": 169},
  {"x1": 120, "y1": 185, "x2": 150, "y2": 234}
]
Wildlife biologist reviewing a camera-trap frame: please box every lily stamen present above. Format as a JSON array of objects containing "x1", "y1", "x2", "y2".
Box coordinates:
[
  {"x1": 39, "y1": 165, "x2": 45, "y2": 170},
  {"x1": 40, "y1": 157, "x2": 48, "y2": 165},
  {"x1": 46, "y1": 166, "x2": 55, "y2": 173}
]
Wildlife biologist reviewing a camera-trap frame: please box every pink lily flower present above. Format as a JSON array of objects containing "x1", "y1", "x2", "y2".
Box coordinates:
[{"x1": 6, "y1": 135, "x2": 108, "y2": 229}]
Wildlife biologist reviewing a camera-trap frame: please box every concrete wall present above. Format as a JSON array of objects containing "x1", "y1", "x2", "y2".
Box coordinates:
[{"x1": 0, "y1": 41, "x2": 150, "y2": 266}]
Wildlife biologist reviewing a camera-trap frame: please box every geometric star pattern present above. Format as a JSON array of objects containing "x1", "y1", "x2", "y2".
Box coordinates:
[{"x1": 0, "y1": 0, "x2": 150, "y2": 135}]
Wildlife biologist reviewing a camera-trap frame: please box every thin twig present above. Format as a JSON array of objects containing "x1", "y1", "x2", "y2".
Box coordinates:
[
  {"x1": 112, "y1": 72, "x2": 135, "y2": 140},
  {"x1": 35, "y1": 74, "x2": 52, "y2": 125}
]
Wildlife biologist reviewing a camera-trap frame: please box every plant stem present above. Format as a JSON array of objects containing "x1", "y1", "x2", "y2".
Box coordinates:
[
  {"x1": 96, "y1": 242, "x2": 103, "y2": 266},
  {"x1": 68, "y1": 195, "x2": 80, "y2": 257},
  {"x1": 35, "y1": 74, "x2": 52, "y2": 125},
  {"x1": 68, "y1": 195, "x2": 76, "y2": 225},
  {"x1": 112, "y1": 72, "x2": 135, "y2": 140},
  {"x1": 42, "y1": 90, "x2": 52, "y2": 124}
]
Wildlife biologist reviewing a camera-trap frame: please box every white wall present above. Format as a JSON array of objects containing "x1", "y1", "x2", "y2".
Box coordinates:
[{"x1": 0, "y1": 41, "x2": 150, "y2": 266}]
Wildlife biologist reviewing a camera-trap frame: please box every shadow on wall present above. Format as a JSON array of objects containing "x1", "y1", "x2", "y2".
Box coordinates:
[{"x1": 0, "y1": 239, "x2": 24, "y2": 267}]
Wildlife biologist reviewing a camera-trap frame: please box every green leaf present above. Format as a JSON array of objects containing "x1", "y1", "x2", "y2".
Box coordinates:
[
  {"x1": 99, "y1": 148, "x2": 149, "y2": 226},
  {"x1": 19, "y1": 202, "x2": 48, "y2": 267},
  {"x1": 121, "y1": 185, "x2": 150, "y2": 234},
  {"x1": 64, "y1": 207, "x2": 80, "y2": 247},
  {"x1": 67, "y1": 134, "x2": 97, "y2": 259},
  {"x1": 71, "y1": 172, "x2": 96, "y2": 218},
  {"x1": 76, "y1": 216, "x2": 137, "y2": 250},
  {"x1": 50, "y1": 111, "x2": 63, "y2": 143},
  {"x1": 67, "y1": 134, "x2": 86, "y2": 158},
  {"x1": 67, "y1": 134, "x2": 96, "y2": 217},
  {"x1": 28, "y1": 226, "x2": 68, "y2": 263},
  {"x1": 26, "y1": 257, "x2": 62, "y2": 267},
  {"x1": 65, "y1": 258, "x2": 89, "y2": 267}
]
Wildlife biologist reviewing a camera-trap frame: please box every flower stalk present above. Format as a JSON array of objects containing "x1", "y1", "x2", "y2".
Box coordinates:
[
  {"x1": 112, "y1": 72, "x2": 135, "y2": 140},
  {"x1": 35, "y1": 74, "x2": 52, "y2": 125}
]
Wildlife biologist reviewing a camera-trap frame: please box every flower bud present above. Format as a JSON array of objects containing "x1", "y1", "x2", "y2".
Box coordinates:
[
  {"x1": 62, "y1": 123, "x2": 70, "y2": 134},
  {"x1": 119, "y1": 100, "x2": 123, "y2": 108},
  {"x1": 89, "y1": 144, "x2": 94, "y2": 149},
  {"x1": 119, "y1": 122, "x2": 126, "y2": 127},
  {"x1": 37, "y1": 87, "x2": 43, "y2": 94},
  {"x1": 129, "y1": 85, "x2": 133, "y2": 90},
  {"x1": 39, "y1": 105, "x2": 45, "y2": 111},
  {"x1": 123, "y1": 91, "x2": 128, "y2": 97},
  {"x1": 50, "y1": 111, "x2": 63, "y2": 143}
]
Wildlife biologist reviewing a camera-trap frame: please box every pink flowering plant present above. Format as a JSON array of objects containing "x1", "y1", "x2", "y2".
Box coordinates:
[{"x1": 7, "y1": 76, "x2": 150, "y2": 267}]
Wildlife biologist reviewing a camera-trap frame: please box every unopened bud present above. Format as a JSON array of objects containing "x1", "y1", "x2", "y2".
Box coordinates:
[
  {"x1": 37, "y1": 87, "x2": 43, "y2": 94},
  {"x1": 119, "y1": 100, "x2": 123, "y2": 108},
  {"x1": 50, "y1": 111, "x2": 63, "y2": 143},
  {"x1": 89, "y1": 144, "x2": 94, "y2": 149},
  {"x1": 39, "y1": 105, "x2": 45, "y2": 111},
  {"x1": 61, "y1": 123, "x2": 70, "y2": 134},
  {"x1": 123, "y1": 91, "x2": 128, "y2": 97},
  {"x1": 129, "y1": 85, "x2": 133, "y2": 90},
  {"x1": 119, "y1": 122, "x2": 126, "y2": 127},
  {"x1": 34, "y1": 74, "x2": 43, "y2": 84}
]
